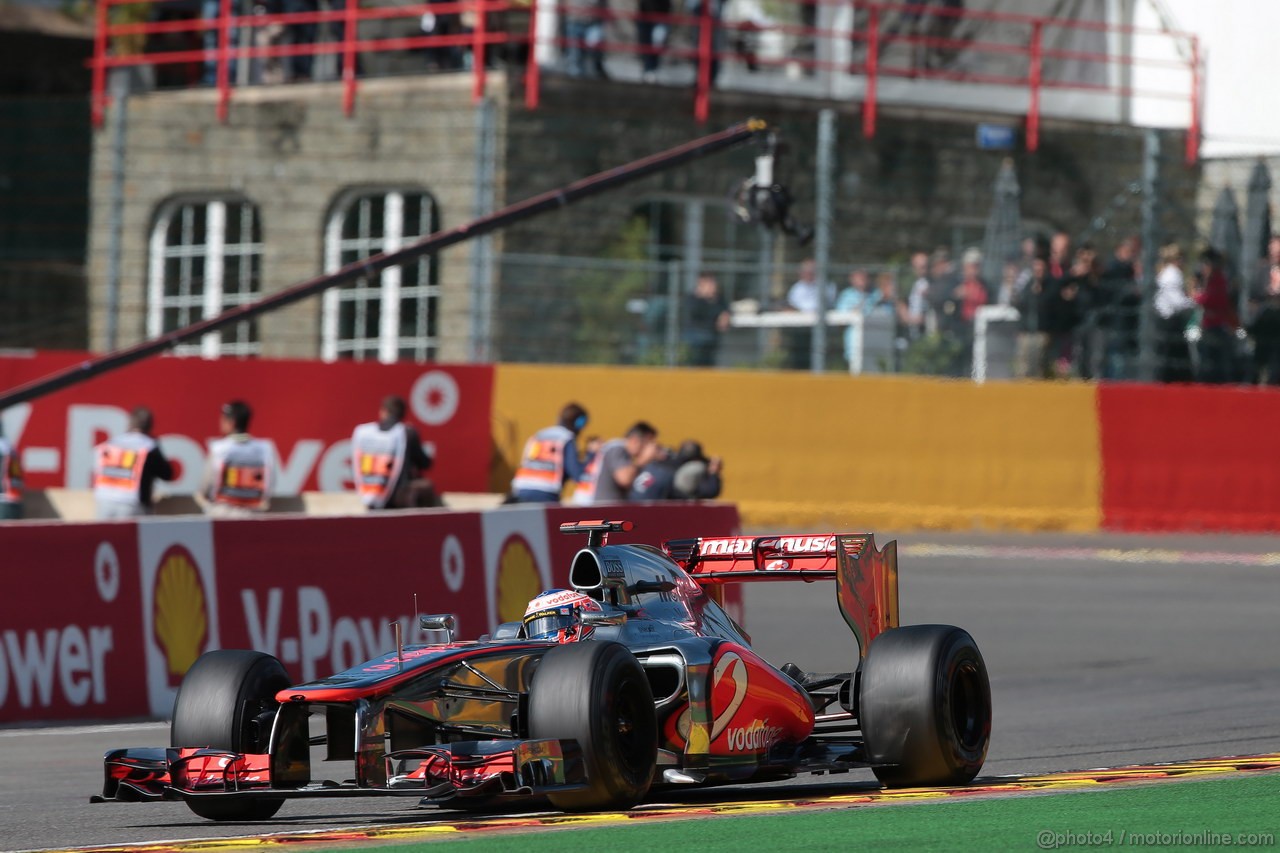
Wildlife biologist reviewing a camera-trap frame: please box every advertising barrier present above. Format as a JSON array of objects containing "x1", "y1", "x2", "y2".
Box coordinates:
[
  {"x1": 0, "y1": 502, "x2": 739, "y2": 724},
  {"x1": 493, "y1": 364, "x2": 1102, "y2": 532},
  {"x1": 0, "y1": 352, "x2": 494, "y2": 495},
  {"x1": 1099, "y1": 384, "x2": 1280, "y2": 532}
]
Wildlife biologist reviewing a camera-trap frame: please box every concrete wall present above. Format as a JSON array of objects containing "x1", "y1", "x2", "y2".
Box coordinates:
[{"x1": 492, "y1": 363, "x2": 1102, "y2": 532}]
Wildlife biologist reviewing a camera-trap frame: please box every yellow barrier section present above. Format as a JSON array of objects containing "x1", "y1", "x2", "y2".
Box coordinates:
[{"x1": 492, "y1": 365, "x2": 1101, "y2": 532}]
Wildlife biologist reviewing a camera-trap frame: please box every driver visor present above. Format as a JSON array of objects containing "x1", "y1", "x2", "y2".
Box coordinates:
[{"x1": 523, "y1": 606, "x2": 575, "y2": 640}]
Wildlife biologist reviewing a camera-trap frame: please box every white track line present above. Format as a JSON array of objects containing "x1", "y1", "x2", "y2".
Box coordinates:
[
  {"x1": 0, "y1": 721, "x2": 167, "y2": 738},
  {"x1": 902, "y1": 543, "x2": 1280, "y2": 566}
]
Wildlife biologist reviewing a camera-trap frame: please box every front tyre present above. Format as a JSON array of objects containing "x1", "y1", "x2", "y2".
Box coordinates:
[
  {"x1": 171, "y1": 650, "x2": 290, "y2": 821},
  {"x1": 528, "y1": 641, "x2": 657, "y2": 810},
  {"x1": 859, "y1": 625, "x2": 991, "y2": 788}
]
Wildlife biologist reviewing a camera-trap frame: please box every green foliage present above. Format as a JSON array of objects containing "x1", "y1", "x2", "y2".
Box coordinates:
[
  {"x1": 569, "y1": 216, "x2": 654, "y2": 364},
  {"x1": 902, "y1": 332, "x2": 965, "y2": 376}
]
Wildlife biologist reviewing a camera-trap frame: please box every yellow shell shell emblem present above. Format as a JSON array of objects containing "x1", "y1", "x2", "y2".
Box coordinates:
[
  {"x1": 152, "y1": 545, "x2": 209, "y2": 685},
  {"x1": 496, "y1": 535, "x2": 542, "y2": 625}
]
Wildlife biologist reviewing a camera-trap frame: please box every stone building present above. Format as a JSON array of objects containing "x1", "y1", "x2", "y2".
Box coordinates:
[{"x1": 87, "y1": 67, "x2": 1199, "y2": 364}]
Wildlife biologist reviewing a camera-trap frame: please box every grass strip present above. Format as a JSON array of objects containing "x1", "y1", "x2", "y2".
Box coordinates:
[{"x1": 336, "y1": 772, "x2": 1280, "y2": 851}]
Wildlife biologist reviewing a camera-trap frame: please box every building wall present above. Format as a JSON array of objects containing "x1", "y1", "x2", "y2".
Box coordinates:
[
  {"x1": 86, "y1": 74, "x2": 501, "y2": 360},
  {"x1": 84, "y1": 71, "x2": 1196, "y2": 362}
]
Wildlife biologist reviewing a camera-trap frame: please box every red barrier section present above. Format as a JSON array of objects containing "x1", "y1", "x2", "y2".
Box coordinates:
[
  {"x1": 0, "y1": 503, "x2": 739, "y2": 724},
  {"x1": 0, "y1": 352, "x2": 493, "y2": 494},
  {"x1": 1099, "y1": 384, "x2": 1280, "y2": 532}
]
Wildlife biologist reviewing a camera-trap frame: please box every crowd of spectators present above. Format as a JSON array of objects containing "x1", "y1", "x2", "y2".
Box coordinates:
[{"x1": 757, "y1": 230, "x2": 1280, "y2": 386}]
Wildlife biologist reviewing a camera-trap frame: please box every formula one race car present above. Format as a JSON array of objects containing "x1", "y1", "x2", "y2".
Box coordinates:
[{"x1": 94, "y1": 520, "x2": 991, "y2": 821}]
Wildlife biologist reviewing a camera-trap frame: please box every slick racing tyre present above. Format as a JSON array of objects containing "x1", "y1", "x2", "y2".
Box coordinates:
[
  {"x1": 529, "y1": 641, "x2": 657, "y2": 810},
  {"x1": 859, "y1": 624, "x2": 991, "y2": 788},
  {"x1": 171, "y1": 650, "x2": 290, "y2": 821}
]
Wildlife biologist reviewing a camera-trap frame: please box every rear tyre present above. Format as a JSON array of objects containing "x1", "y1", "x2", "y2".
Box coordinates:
[
  {"x1": 859, "y1": 624, "x2": 991, "y2": 788},
  {"x1": 171, "y1": 649, "x2": 290, "y2": 821},
  {"x1": 528, "y1": 641, "x2": 657, "y2": 810}
]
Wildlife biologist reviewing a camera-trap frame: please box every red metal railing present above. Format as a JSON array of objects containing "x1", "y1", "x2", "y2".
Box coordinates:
[
  {"x1": 90, "y1": 0, "x2": 539, "y2": 125},
  {"x1": 90, "y1": 0, "x2": 1200, "y2": 162}
]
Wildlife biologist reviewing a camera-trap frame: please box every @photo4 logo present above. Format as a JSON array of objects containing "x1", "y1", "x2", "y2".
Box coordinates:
[{"x1": 138, "y1": 519, "x2": 221, "y2": 717}]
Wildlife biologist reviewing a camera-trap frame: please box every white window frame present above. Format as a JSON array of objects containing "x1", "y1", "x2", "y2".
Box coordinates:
[
  {"x1": 147, "y1": 196, "x2": 263, "y2": 357},
  {"x1": 321, "y1": 188, "x2": 440, "y2": 364}
]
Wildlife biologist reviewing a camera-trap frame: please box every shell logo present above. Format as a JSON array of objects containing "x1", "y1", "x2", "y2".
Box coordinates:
[
  {"x1": 495, "y1": 533, "x2": 543, "y2": 625},
  {"x1": 152, "y1": 544, "x2": 209, "y2": 687}
]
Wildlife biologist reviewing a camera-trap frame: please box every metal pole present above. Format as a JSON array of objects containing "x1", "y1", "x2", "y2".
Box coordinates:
[
  {"x1": 666, "y1": 260, "x2": 680, "y2": 366},
  {"x1": 756, "y1": 226, "x2": 774, "y2": 360},
  {"x1": 468, "y1": 98, "x2": 498, "y2": 362},
  {"x1": 1, "y1": 120, "x2": 770, "y2": 410},
  {"x1": 1136, "y1": 129, "x2": 1162, "y2": 383},
  {"x1": 811, "y1": 109, "x2": 835, "y2": 373},
  {"x1": 104, "y1": 70, "x2": 131, "y2": 353},
  {"x1": 683, "y1": 199, "x2": 704, "y2": 307}
]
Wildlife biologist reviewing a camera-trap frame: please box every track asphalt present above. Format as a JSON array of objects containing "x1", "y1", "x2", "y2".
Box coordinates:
[{"x1": 2, "y1": 530, "x2": 1277, "y2": 851}]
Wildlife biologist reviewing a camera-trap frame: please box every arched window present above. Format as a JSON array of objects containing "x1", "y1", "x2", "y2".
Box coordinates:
[
  {"x1": 321, "y1": 188, "x2": 440, "y2": 363},
  {"x1": 147, "y1": 196, "x2": 263, "y2": 356}
]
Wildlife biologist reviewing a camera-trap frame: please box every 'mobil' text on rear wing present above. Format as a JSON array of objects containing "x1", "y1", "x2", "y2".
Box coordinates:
[{"x1": 663, "y1": 534, "x2": 900, "y2": 657}]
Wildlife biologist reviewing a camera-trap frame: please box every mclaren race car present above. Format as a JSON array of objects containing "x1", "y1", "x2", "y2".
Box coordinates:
[{"x1": 94, "y1": 520, "x2": 992, "y2": 820}]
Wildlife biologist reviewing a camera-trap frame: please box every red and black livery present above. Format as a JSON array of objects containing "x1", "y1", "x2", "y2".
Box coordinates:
[{"x1": 95, "y1": 520, "x2": 991, "y2": 820}]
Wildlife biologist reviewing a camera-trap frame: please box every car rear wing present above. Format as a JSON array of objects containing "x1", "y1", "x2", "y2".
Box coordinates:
[{"x1": 663, "y1": 534, "x2": 900, "y2": 657}]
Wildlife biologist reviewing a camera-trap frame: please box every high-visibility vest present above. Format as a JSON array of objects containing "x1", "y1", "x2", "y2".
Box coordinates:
[
  {"x1": 511, "y1": 425, "x2": 574, "y2": 496},
  {"x1": 351, "y1": 421, "x2": 407, "y2": 509},
  {"x1": 209, "y1": 436, "x2": 272, "y2": 509},
  {"x1": 570, "y1": 438, "x2": 625, "y2": 506},
  {"x1": 0, "y1": 437, "x2": 21, "y2": 503},
  {"x1": 92, "y1": 431, "x2": 157, "y2": 508}
]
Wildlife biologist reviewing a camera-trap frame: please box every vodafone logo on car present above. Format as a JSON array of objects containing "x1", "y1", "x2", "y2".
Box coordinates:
[{"x1": 726, "y1": 719, "x2": 786, "y2": 752}]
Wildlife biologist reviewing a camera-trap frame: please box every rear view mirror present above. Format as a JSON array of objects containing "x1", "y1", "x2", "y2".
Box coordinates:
[{"x1": 420, "y1": 613, "x2": 457, "y2": 642}]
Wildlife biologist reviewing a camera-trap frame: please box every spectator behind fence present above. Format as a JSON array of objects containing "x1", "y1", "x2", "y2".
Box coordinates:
[
  {"x1": 419, "y1": 0, "x2": 467, "y2": 71},
  {"x1": 1100, "y1": 236, "x2": 1141, "y2": 379},
  {"x1": 683, "y1": 272, "x2": 730, "y2": 367},
  {"x1": 1154, "y1": 244, "x2": 1195, "y2": 383},
  {"x1": 572, "y1": 421, "x2": 659, "y2": 505},
  {"x1": 1045, "y1": 260, "x2": 1084, "y2": 378},
  {"x1": 1249, "y1": 265, "x2": 1280, "y2": 385},
  {"x1": 565, "y1": 0, "x2": 609, "y2": 78},
  {"x1": 785, "y1": 258, "x2": 837, "y2": 369},
  {"x1": 92, "y1": 406, "x2": 176, "y2": 519},
  {"x1": 903, "y1": 250, "x2": 931, "y2": 339},
  {"x1": 939, "y1": 248, "x2": 988, "y2": 375},
  {"x1": 835, "y1": 268, "x2": 879, "y2": 368},
  {"x1": 283, "y1": 0, "x2": 350, "y2": 81},
  {"x1": 1251, "y1": 235, "x2": 1280, "y2": 306},
  {"x1": 1070, "y1": 244, "x2": 1102, "y2": 379},
  {"x1": 672, "y1": 440, "x2": 722, "y2": 500},
  {"x1": 199, "y1": 400, "x2": 276, "y2": 516},
  {"x1": 637, "y1": 0, "x2": 673, "y2": 82},
  {"x1": 510, "y1": 402, "x2": 590, "y2": 503},
  {"x1": 996, "y1": 261, "x2": 1020, "y2": 307},
  {"x1": 1013, "y1": 256, "x2": 1050, "y2": 378},
  {"x1": 1194, "y1": 247, "x2": 1238, "y2": 384},
  {"x1": 352, "y1": 395, "x2": 442, "y2": 510},
  {"x1": 1047, "y1": 230, "x2": 1072, "y2": 283},
  {"x1": 0, "y1": 422, "x2": 22, "y2": 520},
  {"x1": 686, "y1": 0, "x2": 724, "y2": 84}
]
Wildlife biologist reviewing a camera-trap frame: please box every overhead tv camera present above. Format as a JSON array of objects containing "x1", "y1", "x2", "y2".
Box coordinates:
[{"x1": 730, "y1": 131, "x2": 813, "y2": 246}]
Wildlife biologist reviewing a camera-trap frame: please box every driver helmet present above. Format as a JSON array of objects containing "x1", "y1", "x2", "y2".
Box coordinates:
[{"x1": 522, "y1": 589, "x2": 602, "y2": 643}]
